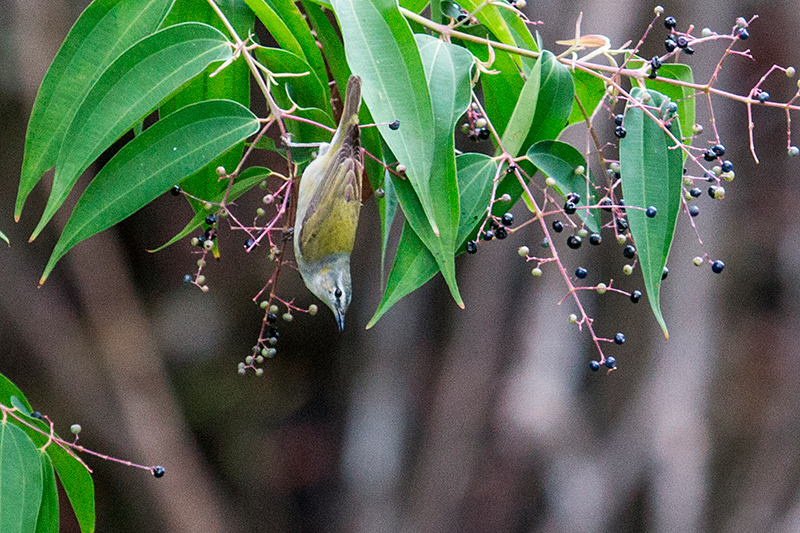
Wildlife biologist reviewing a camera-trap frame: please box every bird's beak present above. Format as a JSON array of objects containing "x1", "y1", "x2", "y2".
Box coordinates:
[{"x1": 336, "y1": 310, "x2": 346, "y2": 332}]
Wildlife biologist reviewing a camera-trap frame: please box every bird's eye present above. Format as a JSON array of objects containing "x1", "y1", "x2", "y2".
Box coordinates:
[{"x1": 334, "y1": 288, "x2": 343, "y2": 298}]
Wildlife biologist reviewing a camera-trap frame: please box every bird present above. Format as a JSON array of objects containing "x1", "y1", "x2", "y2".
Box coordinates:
[{"x1": 293, "y1": 75, "x2": 363, "y2": 331}]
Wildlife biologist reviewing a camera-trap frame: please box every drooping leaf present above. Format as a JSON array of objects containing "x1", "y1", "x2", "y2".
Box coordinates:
[
  {"x1": 34, "y1": 453, "x2": 59, "y2": 533},
  {"x1": 150, "y1": 166, "x2": 274, "y2": 252},
  {"x1": 17, "y1": 0, "x2": 175, "y2": 221},
  {"x1": 368, "y1": 153, "x2": 496, "y2": 328},
  {"x1": 0, "y1": 421, "x2": 43, "y2": 533},
  {"x1": 0, "y1": 374, "x2": 95, "y2": 533},
  {"x1": 160, "y1": 0, "x2": 254, "y2": 209},
  {"x1": 332, "y1": 0, "x2": 467, "y2": 302},
  {"x1": 619, "y1": 88, "x2": 683, "y2": 338},
  {"x1": 526, "y1": 140, "x2": 600, "y2": 232},
  {"x1": 31, "y1": 22, "x2": 233, "y2": 241},
  {"x1": 41, "y1": 100, "x2": 259, "y2": 283}
]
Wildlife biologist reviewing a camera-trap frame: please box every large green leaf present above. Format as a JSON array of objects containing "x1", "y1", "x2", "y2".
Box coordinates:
[
  {"x1": 619, "y1": 88, "x2": 683, "y2": 338},
  {"x1": 456, "y1": 0, "x2": 537, "y2": 70},
  {"x1": 41, "y1": 100, "x2": 259, "y2": 283},
  {"x1": 368, "y1": 153, "x2": 496, "y2": 328},
  {"x1": 629, "y1": 60, "x2": 695, "y2": 146},
  {"x1": 332, "y1": 0, "x2": 468, "y2": 302},
  {"x1": 0, "y1": 421, "x2": 43, "y2": 533},
  {"x1": 0, "y1": 375, "x2": 94, "y2": 533},
  {"x1": 34, "y1": 453, "x2": 59, "y2": 533},
  {"x1": 526, "y1": 140, "x2": 600, "y2": 232},
  {"x1": 17, "y1": 0, "x2": 175, "y2": 221},
  {"x1": 31, "y1": 22, "x2": 233, "y2": 241},
  {"x1": 161, "y1": 0, "x2": 254, "y2": 208},
  {"x1": 568, "y1": 68, "x2": 606, "y2": 126}
]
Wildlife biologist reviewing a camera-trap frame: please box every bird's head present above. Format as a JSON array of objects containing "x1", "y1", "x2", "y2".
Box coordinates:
[{"x1": 302, "y1": 254, "x2": 352, "y2": 331}]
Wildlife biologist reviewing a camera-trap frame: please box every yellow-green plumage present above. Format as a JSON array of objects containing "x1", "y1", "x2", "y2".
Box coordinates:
[{"x1": 294, "y1": 75, "x2": 363, "y2": 330}]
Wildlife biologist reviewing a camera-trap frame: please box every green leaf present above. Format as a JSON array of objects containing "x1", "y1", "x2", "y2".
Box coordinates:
[
  {"x1": 456, "y1": 0, "x2": 537, "y2": 69},
  {"x1": 31, "y1": 22, "x2": 233, "y2": 241},
  {"x1": 619, "y1": 88, "x2": 683, "y2": 338},
  {"x1": 161, "y1": 0, "x2": 254, "y2": 208},
  {"x1": 150, "y1": 166, "x2": 274, "y2": 252},
  {"x1": 0, "y1": 374, "x2": 95, "y2": 533},
  {"x1": 629, "y1": 61, "x2": 695, "y2": 147},
  {"x1": 17, "y1": 0, "x2": 176, "y2": 221},
  {"x1": 0, "y1": 421, "x2": 43, "y2": 533},
  {"x1": 367, "y1": 153, "x2": 496, "y2": 328},
  {"x1": 35, "y1": 453, "x2": 59, "y2": 533},
  {"x1": 525, "y1": 140, "x2": 600, "y2": 232},
  {"x1": 568, "y1": 68, "x2": 606, "y2": 126},
  {"x1": 9, "y1": 397, "x2": 30, "y2": 418},
  {"x1": 41, "y1": 100, "x2": 259, "y2": 283}
]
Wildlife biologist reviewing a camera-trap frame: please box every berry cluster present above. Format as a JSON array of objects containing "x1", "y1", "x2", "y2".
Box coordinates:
[{"x1": 460, "y1": 102, "x2": 491, "y2": 141}]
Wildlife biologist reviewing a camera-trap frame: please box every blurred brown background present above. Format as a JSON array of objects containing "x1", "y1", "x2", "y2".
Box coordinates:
[{"x1": 3, "y1": 0, "x2": 800, "y2": 531}]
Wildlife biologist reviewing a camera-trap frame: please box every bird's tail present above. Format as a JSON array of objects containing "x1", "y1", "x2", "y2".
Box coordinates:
[{"x1": 329, "y1": 75, "x2": 362, "y2": 151}]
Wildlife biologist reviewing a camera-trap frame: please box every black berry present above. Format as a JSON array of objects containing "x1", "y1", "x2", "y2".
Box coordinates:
[
  {"x1": 684, "y1": 46, "x2": 695, "y2": 55},
  {"x1": 495, "y1": 227, "x2": 507, "y2": 239},
  {"x1": 552, "y1": 220, "x2": 564, "y2": 233},
  {"x1": 604, "y1": 356, "x2": 617, "y2": 369},
  {"x1": 676, "y1": 36, "x2": 688, "y2": 48},
  {"x1": 478, "y1": 127, "x2": 490, "y2": 140},
  {"x1": 266, "y1": 313, "x2": 277, "y2": 324},
  {"x1": 388, "y1": 119, "x2": 400, "y2": 130},
  {"x1": 711, "y1": 260, "x2": 725, "y2": 273},
  {"x1": 564, "y1": 201, "x2": 577, "y2": 215},
  {"x1": 589, "y1": 233, "x2": 602, "y2": 245},
  {"x1": 244, "y1": 238, "x2": 255, "y2": 249},
  {"x1": 721, "y1": 160, "x2": 734, "y2": 173},
  {"x1": 615, "y1": 126, "x2": 627, "y2": 138},
  {"x1": 665, "y1": 38, "x2": 677, "y2": 53},
  {"x1": 568, "y1": 192, "x2": 581, "y2": 204},
  {"x1": 501, "y1": 213, "x2": 514, "y2": 226},
  {"x1": 183, "y1": 274, "x2": 192, "y2": 284},
  {"x1": 708, "y1": 185, "x2": 718, "y2": 198},
  {"x1": 616, "y1": 218, "x2": 629, "y2": 232},
  {"x1": 466, "y1": 240, "x2": 478, "y2": 254},
  {"x1": 689, "y1": 187, "x2": 702, "y2": 198},
  {"x1": 614, "y1": 114, "x2": 624, "y2": 126},
  {"x1": 664, "y1": 16, "x2": 677, "y2": 30},
  {"x1": 567, "y1": 235, "x2": 582, "y2": 249},
  {"x1": 153, "y1": 466, "x2": 165, "y2": 478},
  {"x1": 205, "y1": 214, "x2": 217, "y2": 226},
  {"x1": 600, "y1": 198, "x2": 613, "y2": 212},
  {"x1": 482, "y1": 230, "x2": 494, "y2": 241},
  {"x1": 614, "y1": 332, "x2": 626, "y2": 345},
  {"x1": 689, "y1": 205, "x2": 700, "y2": 217},
  {"x1": 170, "y1": 185, "x2": 181, "y2": 196},
  {"x1": 704, "y1": 150, "x2": 717, "y2": 161},
  {"x1": 646, "y1": 206, "x2": 658, "y2": 218},
  {"x1": 738, "y1": 28, "x2": 749, "y2": 40},
  {"x1": 590, "y1": 360, "x2": 601, "y2": 371},
  {"x1": 630, "y1": 290, "x2": 642, "y2": 303},
  {"x1": 712, "y1": 144, "x2": 726, "y2": 157},
  {"x1": 662, "y1": 266, "x2": 669, "y2": 280},
  {"x1": 623, "y1": 244, "x2": 636, "y2": 259},
  {"x1": 575, "y1": 267, "x2": 588, "y2": 279},
  {"x1": 651, "y1": 56, "x2": 663, "y2": 70}
]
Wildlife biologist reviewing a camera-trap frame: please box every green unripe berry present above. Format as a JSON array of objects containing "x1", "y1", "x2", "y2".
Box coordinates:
[
  {"x1": 518, "y1": 246, "x2": 530, "y2": 257},
  {"x1": 261, "y1": 348, "x2": 268, "y2": 357},
  {"x1": 545, "y1": 177, "x2": 556, "y2": 187},
  {"x1": 203, "y1": 240, "x2": 214, "y2": 251},
  {"x1": 256, "y1": 208, "x2": 266, "y2": 217},
  {"x1": 693, "y1": 256, "x2": 704, "y2": 266},
  {"x1": 190, "y1": 237, "x2": 199, "y2": 247},
  {"x1": 712, "y1": 165, "x2": 722, "y2": 176},
  {"x1": 610, "y1": 162, "x2": 621, "y2": 173},
  {"x1": 721, "y1": 171, "x2": 735, "y2": 182},
  {"x1": 575, "y1": 165, "x2": 585, "y2": 175},
  {"x1": 263, "y1": 194, "x2": 274, "y2": 204},
  {"x1": 256, "y1": 355, "x2": 264, "y2": 364},
  {"x1": 692, "y1": 123, "x2": 704, "y2": 134},
  {"x1": 238, "y1": 362, "x2": 245, "y2": 370},
  {"x1": 616, "y1": 234, "x2": 627, "y2": 245},
  {"x1": 216, "y1": 166, "x2": 227, "y2": 177},
  {"x1": 568, "y1": 313, "x2": 578, "y2": 324},
  {"x1": 623, "y1": 264, "x2": 633, "y2": 275},
  {"x1": 654, "y1": 5, "x2": 664, "y2": 14},
  {"x1": 269, "y1": 304, "x2": 279, "y2": 314},
  {"x1": 196, "y1": 275, "x2": 206, "y2": 285},
  {"x1": 787, "y1": 67, "x2": 796, "y2": 77},
  {"x1": 642, "y1": 92, "x2": 651, "y2": 103},
  {"x1": 701, "y1": 27, "x2": 712, "y2": 37},
  {"x1": 255, "y1": 368, "x2": 264, "y2": 377},
  {"x1": 461, "y1": 123, "x2": 470, "y2": 134},
  {"x1": 531, "y1": 267, "x2": 543, "y2": 277},
  {"x1": 70, "y1": 424, "x2": 82, "y2": 435},
  {"x1": 260, "y1": 301, "x2": 269, "y2": 309},
  {"x1": 238, "y1": 367, "x2": 246, "y2": 375},
  {"x1": 245, "y1": 355, "x2": 253, "y2": 365},
  {"x1": 201, "y1": 285, "x2": 209, "y2": 292},
  {"x1": 789, "y1": 146, "x2": 800, "y2": 157},
  {"x1": 713, "y1": 186, "x2": 726, "y2": 199},
  {"x1": 197, "y1": 259, "x2": 206, "y2": 268},
  {"x1": 309, "y1": 304, "x2": 318, "y2": 315},
  {"x1": 266, "y1": 348, "x2": 277, "y2": 357},
  {"x1": 578, "y1": 228, "x2": 589, "y2": 238},
  {"x1": 259, "y1": 180, "x2": 268, "y2": 189},
  {"x1": 597, "y1": 283, "x2": 607, "y2": 294},
  {"x1": 282, "y1": 312, "x2": 293, "y2": 322},
  {"x1": 475, "y1": 117, "x2": 487, "y2": 128},
  {"x1": 500, "y1": 193, "x2": 512, "y2": 202}
]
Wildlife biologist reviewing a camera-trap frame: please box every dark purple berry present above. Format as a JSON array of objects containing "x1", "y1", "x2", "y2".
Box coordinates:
[
  {"x1": 564, "y1": 201, "x2": 577, "y2": 215},
  {"x1": 600, "y1": 198, "x2": 613, "y2": 212},
  {"x1": 665, "y1": 38, "x2": 677, "y2": 53},
  {"x1": 614, "y1": 114, "x2": 624, "y2": 126},
  {"x1": 676, "y1": 36, "x2": 689, "y2": 48},
  {"x1": 170, "y1": 185, "x2": 181, "y2": 196},
  {"x1": 590, "y1": 360, "x2": 601, "y2": 371},
  {"x1": 604, "y1": 356, "x2": 617, "y2": 369},
  {"x1": 662, "y1": 266, "x2": 669, "y2": 280},
  {"x1": 684, "y1": 46, "x2": 695, "y2": 55},
  {"x1": 738, "y1": 28, "x2": 749, "y2": 40},
  {"x1": 616, "y1": 218, "x2": 629, "y2": 232},
  {"x1": 711, "y1": 260, "x2": 725, "y2": 273},
  {"x1": 618, "y1": 199, "x2": 626, "y2": 212},
  {"x1": 689, "y1": 205, "x2": 700, "y2": 217},
  {"x1": 589, "y1": 233, "x2": 602, "y2": 245},
  {"x1": 689, "y1": 187, "x2": 702, "y2": 198},
  {"x1": 388, "y1": 119, "x2": 400, "y2": 130},
  {"x1": 552, "y1": 220, "x2": 564, "y2": 233},
  {"x1": 183, "y1": 274, "x2": 192, "y2": 284},
  {"x1": 664, "y1": 16, "x2": 677, "y2": 30},
  {"x1": 649, "y1": 68, "x2": 658, "y2": 80},
  {"x1": 31, "y1": 411, "x2": 42, "y2": 419},
  {"x1": 244, "y1": 238, "x2": 255, "y2": 249},
  {"x1": 575, "y1": 267, "x2": 588, "y2": 279},
  {"x1": 623, "y1": 244, "x2": 636, "y2": 259},
  {"x1": 153, "y1": 466, "x2": 165, "y2": 478},
  {"x1": 205, "y1": 214, "x2": 217, "y2": 226},
  {"x1": 568, "y1": 192, "x2": 581, "y2": 204},
  {"x1": 267, "y1": 313, "x2": 277, "y2": 324},
  {"x1": 501, "y1": 213, "x2": 514, "y2": 226},
  {"x1": 757, "y1": 91, "x2": 770, "y2": 103},
  {"x1": 646, "y1": 206, "x2": 658, "y2": 218},
  {"x1": 495, "y1": 227, "x2": 507, "y2": 239},
  {"x1": 614, "y1": 332, "x2": 626, "y2": 345},
  {"x1": 477, "y1": 127, "x2": 490, "y2": 140},
  {"x1": 466, "y1": 241, "x2": 477, "y2": 254},
  {"x1": 704, "y1": 150, "x2": 717, "y2": 161},
  {"x1": 615, "y1": 126, "x2": 627, "y2": 138},
  {"x1": 482, "y1": 230, "x2": 494, "y2": 241},
  {"x1": 630, "y1": 290, "x2": 642, "y2": 303},
  {"x1": 567, "y1": 235, "x2": 582, "y2": 249},
  {"x1": 651, "y1": 56, "x2": 663, "y2": 69},
  {"x1": 708, "y1": 185, "x2": 718, "y2": 198},
  {"x1": 712, "y1": 144, "x2": 726, "y2": 157}
]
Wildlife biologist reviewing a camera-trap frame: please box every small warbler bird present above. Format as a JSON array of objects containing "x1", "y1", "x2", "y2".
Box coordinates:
[{"x1": 294, "y1": 75, "x2": 363, "y2": 331}]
